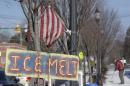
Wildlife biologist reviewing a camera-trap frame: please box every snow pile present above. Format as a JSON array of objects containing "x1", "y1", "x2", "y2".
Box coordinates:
[{"x1": 104, "y1": 70, "x2": 130, "y2": 86}]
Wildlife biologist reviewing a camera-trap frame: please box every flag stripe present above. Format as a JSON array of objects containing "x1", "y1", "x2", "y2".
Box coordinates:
[
  {"x1": 40, "y1": 5, "x2": 65, "y2": 46},
  {"x1": 40, "y1": 5, "x2": 44, "y2": 40},
  {"x1": 50, "y1": 12, "x2": 58, "y2": 45},
  {"x1": 43, "y1": 8, "x2": 47, "y2": 42},
  {"x1": 54, "y1": 16, "x2": 59, "y2": 39},
  {"x1": 61, "y1": 24, "x2": 64, "y2": 36},
  {"x1": 48, "y1": 9, "x2": 55, "y2": 46},
  {"x1": 46, "y1": 6, "x2": 49, "y2": 44},
  {"x1": 55, "y1": 21, "x2": 62, "y2": 40},
  {"x1": 47, "y1": 6, "x2": 52, "y2": 45},
  {"x1": 38, "y1": 7, "x2": 41, "y2": 40}
]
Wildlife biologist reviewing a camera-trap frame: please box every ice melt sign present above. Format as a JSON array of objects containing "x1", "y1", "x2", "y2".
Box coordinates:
[{"x1": 5, "y1": 49, "x2": 79, "y2": 80}]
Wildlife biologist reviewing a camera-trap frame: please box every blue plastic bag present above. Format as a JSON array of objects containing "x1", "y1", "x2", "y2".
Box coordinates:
[{"x1": 86, "y1": 83, "x2": 98, "y2": 86}]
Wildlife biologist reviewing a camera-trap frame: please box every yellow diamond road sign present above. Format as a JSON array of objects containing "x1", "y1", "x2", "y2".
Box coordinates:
[{"x1": 79, "y1": 51, "x2": 84, "y2": 61}]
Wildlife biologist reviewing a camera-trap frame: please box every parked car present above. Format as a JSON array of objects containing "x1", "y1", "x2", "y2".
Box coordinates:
[
  {"x1": 0, "y1": 69, "x2": 23, "y2": 86},
  {"x1": 18, "y1": 77, "x2": 48, "y2": 86}
]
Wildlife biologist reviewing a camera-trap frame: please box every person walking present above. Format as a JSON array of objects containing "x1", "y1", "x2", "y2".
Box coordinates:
[
  {"x1": 90, "y1": 56, "x2": 96, "y2": 74},
  {"x1": 115, "y1": 58, "x2": 125, "y2": 84},
  {"x1": 121, "y1": 57, "x2": 126, "y2": 67}
]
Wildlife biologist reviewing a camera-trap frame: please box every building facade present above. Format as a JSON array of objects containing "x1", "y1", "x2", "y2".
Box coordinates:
[{"x1": 0, "y1": 42, "x2": 26, "y2": 68}]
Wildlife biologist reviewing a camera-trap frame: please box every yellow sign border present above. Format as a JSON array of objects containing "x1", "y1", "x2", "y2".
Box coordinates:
[{"x1": 5, "y1": 48, "x2": 79, "y2": 81}]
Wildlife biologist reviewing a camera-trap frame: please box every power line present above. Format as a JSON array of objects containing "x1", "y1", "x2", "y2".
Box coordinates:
[
  {"x1": 0, "y1": 28, "x2": 14, "y2": 29},
  {"x1": 0, "y1": 14, "x2": 24, "y2": 20},
  {"x1": 118, "y1": 15, "x2": 130, "y2": 18},
  {"x1": 0, "y1": 0, "x2": 14, "y2": 8}
]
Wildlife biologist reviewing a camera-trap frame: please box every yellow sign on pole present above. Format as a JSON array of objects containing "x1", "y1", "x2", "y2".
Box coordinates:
[
  {"x1": 0, "y1": 51, "x2": 1, "y2": 56},
  {"x1": 79, "y1": 51, "x2": 84, "y2": 61},
  {"x1": 15, "y1": 24, "x2": 21, "y2": 33},
  {"x1": 15, "y1": 28, "x2": 21, "y2": 33}
]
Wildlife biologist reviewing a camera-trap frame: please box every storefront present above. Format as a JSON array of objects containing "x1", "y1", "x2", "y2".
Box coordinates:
[{"x1": 0, "y1": 42, "x2": 26, "y2": 68}]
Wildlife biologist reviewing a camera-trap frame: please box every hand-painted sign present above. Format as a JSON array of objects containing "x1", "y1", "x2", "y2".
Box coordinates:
[{"x1": 5, "y1": 49, "x2": 79, "y2": 80}]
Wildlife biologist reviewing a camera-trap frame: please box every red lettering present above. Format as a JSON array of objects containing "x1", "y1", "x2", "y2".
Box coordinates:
[
  {"x1": 66, "y1": 61, "x2": 72, "y2": 76},
  {"x1": 23, "y1": 56, "x2": 32, "y2": 71},
  {"x1": 59, "y1": 60, "x2": 66, "y2": 76},
  {"x1": 35, "y1": 56, "x2": 41, "y2": 73},
  {"x1": 49, "y1": 58, "x2": 58, "y2": 74},
  {"x1": 10, "y1": 56, "x2": 20, "y2": 71},
  {"x1": 72, "y1": 60, "x2": 78, "y2": 76}
]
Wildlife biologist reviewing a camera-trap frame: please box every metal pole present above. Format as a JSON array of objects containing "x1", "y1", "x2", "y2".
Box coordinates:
[
  {"x1": 70, "y1": 0, "x2": 77, "y2": 86},
  {"x1": 95, "y1": 8, "x2": 102, "y2": 85},
  {"x1": 97, "y1": 39, "x2": 100, "y2": 84},
  {"x1": 83, "y1": 56, "x2": 86, "y2": 86},
  {"x1": 20, "y1": 31, "x2": 22, "y2": 46},
  {"x1": 70, "y1": 0, "x2": 77, "y2": 55},
  {"x1": 82, "y1": 36, "x2": 89, "y2": 86},
  {"x1": 84, "y1": 44, "x2": 89, "y2": 86},
  {"x1": 96, "y1": 21, "x2": 102, "y2": 86}
]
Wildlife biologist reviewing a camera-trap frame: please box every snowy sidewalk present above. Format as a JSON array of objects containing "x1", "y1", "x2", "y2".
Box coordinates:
[{"x1": 104, "y1": 70, "x2": 130, "y2": 86}]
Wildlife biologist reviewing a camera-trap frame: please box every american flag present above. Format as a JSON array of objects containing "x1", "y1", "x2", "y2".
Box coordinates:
[{"x1": 39, "y1": 5, "x2": 65, "y2": 47}]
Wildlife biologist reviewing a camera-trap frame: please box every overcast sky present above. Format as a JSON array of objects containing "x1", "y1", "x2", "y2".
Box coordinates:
[
  {"x1": 0, "y1": 0, "x2": 25, "y2": 28},
  {"x1": 0, "y1": 0, "x2": 130, "y2": 31},
  {"x1": 105, "y1": 0, "x2": 130, "y2": 31}
]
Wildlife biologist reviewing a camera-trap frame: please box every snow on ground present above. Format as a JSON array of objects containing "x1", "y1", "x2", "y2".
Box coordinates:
[{"x1": 104, "y1": 69, "x2": 130, "y2": 86}]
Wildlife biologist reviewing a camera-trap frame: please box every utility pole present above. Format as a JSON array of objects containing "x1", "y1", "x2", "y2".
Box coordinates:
[
  {"x1": 95, "y1": 8, "x2": 102, "y2": 86},
  {"x1": 70, "y1": 0, "x2": 77, "y2": 86},
  {"x1": 83, "y1": 44, "x2": 88, "y2": 86},
  {"x1": 70, "y1": 0, "x2": 77, "y2": 54}
]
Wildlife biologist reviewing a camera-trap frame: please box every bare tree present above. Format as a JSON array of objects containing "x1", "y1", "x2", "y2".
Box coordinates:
[
  {"x1": 54, "y1": 0, "x2": 98, "y2": 53},
  {"x1": 19, "y1": 0, "x2": 58, "y2": 51},
  {"x1": 100, "y1": 10, "x2": 121, "y2": 62},
  {"x1": 79, "y1": 8, "x2": 121, "y2": 64},
  {"x1": 77, "y1": 0, "x2": 97, "y2": 29}
]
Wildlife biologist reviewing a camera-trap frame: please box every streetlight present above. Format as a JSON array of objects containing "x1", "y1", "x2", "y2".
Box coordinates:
[
  {"x1": 95, "y1": 8, "x2": 100, "y2": 25},
  {"x1": 95, "y1": 8, "x2": 102, "y2": 86},
  {"x1": 24, "y1": 24, "x2": 28, "y2": 33},
  {"x1": 15, "y1": 24, "x2": 22, "y2": 46},
  {"x1": 15, "y1": 24, "x2": 28, "y2": 46}
]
